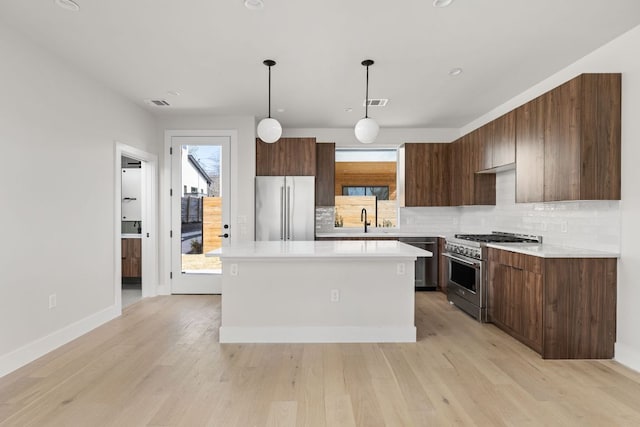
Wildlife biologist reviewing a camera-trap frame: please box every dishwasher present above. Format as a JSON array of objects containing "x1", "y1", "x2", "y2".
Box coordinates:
[{"x1": 398, "y1": 237, "x2": 438, "y2": 291}]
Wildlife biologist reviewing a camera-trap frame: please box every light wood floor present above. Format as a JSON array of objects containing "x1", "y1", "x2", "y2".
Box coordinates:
[{"x1": 2, "y1": 292, "x2": 640, "y2": 426}]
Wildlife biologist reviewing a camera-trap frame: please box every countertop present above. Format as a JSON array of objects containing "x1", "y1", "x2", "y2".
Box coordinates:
[
  {"x1": 206, "y1": 240, "x2": 433, "y2": 260},
  {"x1": 121, "y1": 234, "x2": 142, "y2": 239},
  {"x1": 315, "y1": 230, "x2": 449, "y2": 239},
  {"x1": 486, "y1": 242, "x2": 620, "y2": 258}
]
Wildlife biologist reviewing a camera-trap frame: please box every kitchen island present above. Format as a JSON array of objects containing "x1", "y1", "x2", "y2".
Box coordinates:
[{"x1": 210, "y1": 240, "x2": 432, "y2": 343}]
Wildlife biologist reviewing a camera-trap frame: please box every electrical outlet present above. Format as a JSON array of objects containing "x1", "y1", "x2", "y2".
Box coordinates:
[
  {"x1": 397, "y1": 263, "x2": 406, "y2": 275},
  {"x1": 49, "y1": 294, "x2": 56, "y2": 309},
  {"x1": 230, "y1": 264, "x2": 238, "y2": 276},
  {"x1": 330, "y1": 289, "x2": 340, "y2": 302},
  {"x1": 561, "y1": 221, "x2": 568, "y2": 233}
]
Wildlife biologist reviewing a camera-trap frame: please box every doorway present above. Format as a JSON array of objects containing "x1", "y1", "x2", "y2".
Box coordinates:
[
  {"x1": 121, "y1": 155, "x2": 143, "y2": 307},
  {"x1": 115, "y1": 143, "x2": 158, "y2": 312},
  {"x1": 167, "y1": 132, "x2": 231, "y2": 294}
]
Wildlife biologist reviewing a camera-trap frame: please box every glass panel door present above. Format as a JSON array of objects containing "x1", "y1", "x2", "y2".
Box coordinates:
[{"x1": 171, "y1": 135, "x2": 230, "y2": 294}]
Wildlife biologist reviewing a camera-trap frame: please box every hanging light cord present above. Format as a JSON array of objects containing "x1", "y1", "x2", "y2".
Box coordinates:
[
  {"x1": 365, "y1": 63, "x2": 369, "y2": 119},
  {"x1": 267, "y1": 64, "x2": 272, "y2": 118}
]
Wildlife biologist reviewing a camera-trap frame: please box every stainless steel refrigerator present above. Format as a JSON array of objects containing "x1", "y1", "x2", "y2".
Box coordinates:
[{"x1": 255, "y1": 176, "x2": 315, "y2": 241}]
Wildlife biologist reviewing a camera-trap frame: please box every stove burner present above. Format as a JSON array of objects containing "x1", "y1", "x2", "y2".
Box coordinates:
[{"x1": 454, "y1": 233, "x2": 541, "y2": 244}]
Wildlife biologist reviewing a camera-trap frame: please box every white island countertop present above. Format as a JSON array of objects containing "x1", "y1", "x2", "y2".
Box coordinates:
[
  {"x1": 208, "y1": 240, "x2": 432, "y2": 260},
  {"x1": 315, "y1": 230, "x2": 449, "y2": 238},
  {"x1": 486, "y1": 242, "x2": 620, "y2": 258}
]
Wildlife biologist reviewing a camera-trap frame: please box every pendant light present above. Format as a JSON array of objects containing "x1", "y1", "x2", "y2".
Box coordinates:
[
  {"x1": 354, "y1": 59, "x2": 379, "y2": 144},
  {"x1": 256, "y1": 59, "x2": 282, "y2": 144}
]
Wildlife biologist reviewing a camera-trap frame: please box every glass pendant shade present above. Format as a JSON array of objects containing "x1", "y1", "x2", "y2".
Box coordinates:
[
  {"x1": 354, "y1": 117, "x2": 379, "y2": 144},
  {"x1": 257, "y1": 117, "x2": 282, "y2": 143}
]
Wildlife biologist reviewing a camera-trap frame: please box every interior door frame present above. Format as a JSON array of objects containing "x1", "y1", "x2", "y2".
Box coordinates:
[
  {"x1": 163, "y1": 130, "x2": 235, "y2": 294},
  {"x1": 114, "y1": 142, "x2": 159, "y2": 312}
]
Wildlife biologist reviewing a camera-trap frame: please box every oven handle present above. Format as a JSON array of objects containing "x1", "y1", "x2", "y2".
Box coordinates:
[{"x1": 442, "y1": 252, "x2": 481, "y2": 268}]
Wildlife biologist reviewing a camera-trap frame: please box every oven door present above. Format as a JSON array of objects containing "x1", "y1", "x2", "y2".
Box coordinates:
[
  {"x1": 442, "y1": 252, "x2": 483, "y2": 307},
  {"x1": 443, "y1": 253, "x2": 482, "y2": 294}
]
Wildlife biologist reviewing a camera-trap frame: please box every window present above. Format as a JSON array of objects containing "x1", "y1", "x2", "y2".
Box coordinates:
[
  {"x1": 334, "y1": 149, "x2": 398, "y2": 228},
  {"x1": 191, "y1": 186, "x2": 198, "y2": 194},
  {"x1": 342, "y1": 186, "x2": 389, "y2": 200}
]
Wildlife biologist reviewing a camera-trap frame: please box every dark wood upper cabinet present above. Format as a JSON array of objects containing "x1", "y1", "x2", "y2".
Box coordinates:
[
  {"x1": 478, "y1": 123, "x2": 493, "y2": 171},
  {"x1": 491, "y1": 110, "x2": 516, "y2": 168},
  {"x1": 470, "y1": 128, "x2": 496, "y2": 205},
  {"x1": 449, "y1": 140, "x2": 463, "y2": 206},
  {"x1": 448, "y1": 134, "x2": 495, "y2": 206},
  {"x1": 256, "y1": 137, "x2": 316, "y2": 176},
  {"x1": 401, "y1": 143, "x2": 451, "y2": 207},
  {"x1": 315, "y1": 143, "x2": 335, "y2": 206},
  {"x1": 516, "y1": 73, "x2": 621, "y2": 203},
  {"x1": 478, "y1": 111, "x2": 515, "y2": 171},
  {"x1": 516, "y1": 95, "x2": 546, "y2": 203},
  {"x1": 460, "y1": 135, "x2": 475, "y2": 205},
  {"x1": 544, "y1": 77, "x2": 582, "y2": 201}
]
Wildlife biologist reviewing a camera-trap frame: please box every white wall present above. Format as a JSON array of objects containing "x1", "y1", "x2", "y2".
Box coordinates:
[{"x1": 0, "y1": 24, "x2": 158, "y2": 376}]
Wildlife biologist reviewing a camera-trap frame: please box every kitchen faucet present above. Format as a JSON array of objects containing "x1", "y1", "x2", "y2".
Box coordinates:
[{"x1": 361, "y1": 208, "x2": 371, "y2": 233}]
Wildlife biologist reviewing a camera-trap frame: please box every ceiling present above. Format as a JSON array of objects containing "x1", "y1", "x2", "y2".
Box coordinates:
[{"x1": 1, "y1": 0, "x2": 640, "y2": 129}]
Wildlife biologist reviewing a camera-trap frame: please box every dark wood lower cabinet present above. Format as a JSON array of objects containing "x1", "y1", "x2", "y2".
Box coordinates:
[
  {"x1": 543, "y1": 257, "x2": 617, "y2": 359},
  {"x1": 438, "y1": 237, "x2": 447, "y2": 293},
  {"x1": 122, "y1": 238, "x2": 141, "y2": 278},
  {"x1": 488, "y1": 248, "x2": 615, "y2": 359},
  {"x1": 488, "y1": 261, "x2": 543, "y2": 353}
]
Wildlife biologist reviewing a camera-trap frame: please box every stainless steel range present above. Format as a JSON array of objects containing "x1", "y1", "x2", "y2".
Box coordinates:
[{"x1": 443, "y1": 231, "x2": 542, "y2": 322}]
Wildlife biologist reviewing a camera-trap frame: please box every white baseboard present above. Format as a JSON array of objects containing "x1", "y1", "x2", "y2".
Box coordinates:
[
  {"x1": 156, "y1": 284, "x2": 170, "y2": 295},
  {"x1": 615, "y1": 342, "x2": 640, "y2": 373},
  {"x1": 219, "y1": 326, "x2": 417, "y2": 343},
  {"x1": 0, "y1": 305, "x2": 120, "y2": 378}
]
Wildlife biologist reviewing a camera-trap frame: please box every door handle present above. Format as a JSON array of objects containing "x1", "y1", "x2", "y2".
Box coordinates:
[
  {"x1": 218, "y1": 233, "x2": 229, "y2": 238},
  {"x1": 280, "y1": 186, "x2": 285, "y2": 240},
  {"x1": 286, "y1": 186, "x2": 291, "y2": 240}
]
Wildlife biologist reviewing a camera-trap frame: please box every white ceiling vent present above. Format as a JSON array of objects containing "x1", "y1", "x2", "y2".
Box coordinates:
[
  {"x1": 364, "y1": 98, "x2": 389, "y2": 107},
  {"x1": 145, "y1": 99, "x2": 170, "y2": 107}
]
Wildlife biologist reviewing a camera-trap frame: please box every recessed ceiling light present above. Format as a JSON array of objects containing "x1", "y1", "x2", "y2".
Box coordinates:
[
  {"x1": 167, "y1": 90, "x2": 181, "y2": 96},
  {"x1": 449, "y1": 67, "x2": 463, "y2": 76},
  {"x1": 433, "y1": 0, "x2": 454, "y2": 7},
  {"x1": 244, "y1": 0, "x2": 264, "y2": 10},
  {"x1": 55, "y1": 0, "x2": 80, "y2": 12}
]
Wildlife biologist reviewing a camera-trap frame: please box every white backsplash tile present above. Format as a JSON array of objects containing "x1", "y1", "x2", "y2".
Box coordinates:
[
  {"x1": 319, "y1": 170, "x2": 620, "y2": 252},
  {"x1": 315, "y1": 207, "x2": 335, "y2": 232},
  {"x1": 459, "y1": 169, "x2": 620, "y2": 252},
  {"x1": 398, "y1": 207, "x2": 460, "y2": 233}
]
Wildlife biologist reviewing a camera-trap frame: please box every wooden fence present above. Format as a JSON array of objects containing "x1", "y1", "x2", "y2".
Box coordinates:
[
  {"x1": 181, "y1": 196, "x2": 202, "y2": 223},
  {"x1": 203, "y1": 197, "x2": 222, "y2": 253},
  {"x1": 334, "y1": 196, "x2": 397, "y2": 228}
]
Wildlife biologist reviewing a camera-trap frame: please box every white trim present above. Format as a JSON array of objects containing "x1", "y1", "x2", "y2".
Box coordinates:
[
  {"x1": 163, "y1": 130, "x2": 237, "y2": 295},
  {"x1": 615, "y1": 342, "x2": 640, "y2": 373},
  {"x1": 115, "y1": 142, "x2": 159, "y2": 308},
  {"x1": 0, "y1": 305, "x2": 119, "y2": 378},
  {"x1": 219, "y1": 326, "x2": 417, "y2": 343}
]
